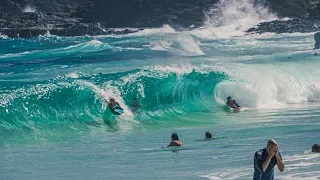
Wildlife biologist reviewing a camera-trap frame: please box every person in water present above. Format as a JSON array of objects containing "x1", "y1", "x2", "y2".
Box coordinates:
[
  {"x1": 253, "y1": 139, "x2": 285, "y2": 180},
  {"x1": 226, "y1": 96, "x2": 241, "y2": 108},
  {"x1": 312, "y1": 144, "x2": 320, "y2": 153},
  {"x1": 166, "y1": 133, "x2": 184, "y2": 147},
  {"x1": 131, "y1": 98, "x2": 141, "y2": 112},
  {"x1": 205, "y1": 131, "x2": 213, "y2": 139},
  {"x1": 108, "y1": 98, "x2": 123, "y2": 115}
]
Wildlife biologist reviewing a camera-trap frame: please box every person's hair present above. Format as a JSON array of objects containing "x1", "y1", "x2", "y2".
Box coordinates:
[
  {"x1": 267, "y1": 139, "x2": 278, "y2": 149},
  {"x1": 312, "y1": 144, "x2": 320, "y2": 152},
  {"x1": 205, "y1": 131, "x2": 212, "y2": 139},
  {"x1": 171, "y1": 133, "x2": 179, "y2": 141},
  {"x1": 110, "y1": 98, "x2": 115, "y2": 101},
  {"x1": 227, "y1": 96, "x2": 231, "y2": 100}
]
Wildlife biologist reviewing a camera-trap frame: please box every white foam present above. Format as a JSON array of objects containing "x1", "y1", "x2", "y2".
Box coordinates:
[
  {"x1": 0, "y1": 33, "x2": 8, "y2": 39},
  {"x1": 193, "y1": 0, "x2": 277, "y2": 38},
  {"x1": 200, "y1": 167, "x2": 252, "y2": 179},
  {"x1": 176, "y1": 35, "x2": 205, "y2": 56},
  {"x1": 307, "y1": 81, "x2": 320, "y2": 102},
  {"x1": 67, "y1": 72, "x2": 79, "y2": 79},
  {"x1": 22, "y1": 5, "x2": 36, "y2": 13},
  {"x1": 152, "y1": 64, "x2": 194, "y2": 77},
  {"x1": 149, "y1": 41, "x2": 173, "y2": 51}
]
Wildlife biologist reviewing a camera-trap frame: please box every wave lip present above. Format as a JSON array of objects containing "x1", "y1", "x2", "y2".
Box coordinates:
[{"x1": 0, "y1": 40, "x2": 113, "y2": 61}]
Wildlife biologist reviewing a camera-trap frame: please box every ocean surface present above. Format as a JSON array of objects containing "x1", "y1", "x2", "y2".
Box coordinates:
[{"x1": 1, "y1": 1, "x2": 320, "y2": 179}]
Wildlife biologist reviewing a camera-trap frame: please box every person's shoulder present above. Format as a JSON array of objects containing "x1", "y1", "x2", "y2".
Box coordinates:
[
  {"x1": 171, "y1": 140, "x2": 183, "y2": 146},
  {"x1": 255, "y1": 148, "x2": 265, "y2": 157}
]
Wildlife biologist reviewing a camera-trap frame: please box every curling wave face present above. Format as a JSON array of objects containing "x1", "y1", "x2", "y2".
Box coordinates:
[
  {"x1": 1, "y1": 29, "x2": 320, "y2": 134},
  {"x1": 1, "y1": 0, "x2": 319, "y2": 133}
]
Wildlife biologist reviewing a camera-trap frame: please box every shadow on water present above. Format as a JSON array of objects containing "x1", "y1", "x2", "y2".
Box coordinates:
[{"x1": 195, "y1": 136, "x2": 229, "y2": 142}]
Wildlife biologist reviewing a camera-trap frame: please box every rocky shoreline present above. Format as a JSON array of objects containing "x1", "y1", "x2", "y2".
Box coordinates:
[
  {"x1": 0, "y1": 11, "x2": 140, "y2": 38},
  {"x1": 1, "y1": 0, "x2": 320, "y2": 38},
  {"x1": 247, "y1": 19, "x2": 320, "y2": 34}
]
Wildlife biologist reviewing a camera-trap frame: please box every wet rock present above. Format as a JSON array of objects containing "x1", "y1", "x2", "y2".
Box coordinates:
[{"x1": 246, "y1": 19, "x2": 320, "y2": 34}]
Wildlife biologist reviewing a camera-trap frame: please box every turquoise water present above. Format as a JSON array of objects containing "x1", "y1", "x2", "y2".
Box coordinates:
[{"x1": 1, "y1": 26, "x2": 320, "y2": 179}]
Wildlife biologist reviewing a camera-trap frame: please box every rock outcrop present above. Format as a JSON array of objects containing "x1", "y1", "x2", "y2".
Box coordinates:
[
  {"x1": 247, "y1": 19, "x2": 320, "y2": 34},
  {"x1": 266, "y1": 0, "x2": 320, "y2": 19},
  {"x1": 0, "y1": 11, "x2": 140, "y2": 38},
  {"x1": 1, "y1": 0, "x2": 320, "y2": 38}
]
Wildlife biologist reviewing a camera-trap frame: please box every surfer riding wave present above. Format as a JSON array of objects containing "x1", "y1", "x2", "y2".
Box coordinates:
[
  {"x1": 226, "y1": 96, "x2": 242, "y2": 109},
  {"x1": 107, "y1": 98, "x2": 124, "y2": 115}
]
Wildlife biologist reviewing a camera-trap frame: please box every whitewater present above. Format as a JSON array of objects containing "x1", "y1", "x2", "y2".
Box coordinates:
[{"x1": 1, "y1": 0, "x2": 319, "y2": 179}]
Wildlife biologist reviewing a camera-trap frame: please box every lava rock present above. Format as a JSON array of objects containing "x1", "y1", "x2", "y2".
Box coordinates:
[
  {"x1": 266, "y1": 0, "x2": 320, "y2": 19},
  {"x1": 246, "y1": 19, "x2": 320, "y2": 34},
  {"x1": 1, "y1": 0, "x2": 320, "y2": 38}
]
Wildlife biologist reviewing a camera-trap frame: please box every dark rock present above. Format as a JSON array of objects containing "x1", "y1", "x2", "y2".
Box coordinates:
[
  {"x1": 1, "y1": 0, "x2": 320, "y2": 38},
  {"x1": 0, "y1": 10, "x2": 140, "y2": 38},
  {"x1": 0, "y1": 0, "x2": 219, "y2": 38},
  {"x1": 246, "y1": 19, "x2": 320, "y2": 34},
  {"x1": 314, "y1": 32, "x2": 320, "y2": 49},
  {"x1": 266, "y1": 0, "x2": 320, "y2": 20},
  {"x1": 72, "y1": 0, "x2": 219, "y2": 28}
]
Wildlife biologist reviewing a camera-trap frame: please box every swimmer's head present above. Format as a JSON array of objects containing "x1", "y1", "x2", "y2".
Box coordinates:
[
  {"x1": 110, "y1": 98, "x2": 115, "y2": 102},
  {"x1": 312, "y1": 144, "x2": 320, "y2": 153},
  {"x1": 227, "y1": 96, "x2": 232, "y2": 100},
  {"x1": 171, "y1": 133, "x2": 179, "y2": 141},
  {"x1": 205, "y1": 131, "x2": 212, "y2": 139}
]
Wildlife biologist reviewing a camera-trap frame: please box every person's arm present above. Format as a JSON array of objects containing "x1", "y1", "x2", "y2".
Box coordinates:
[
  {"x1": 263, "y1": 147, "x2": 276, "y2": 171},
  {"x1": 262, "y1": 154, "x2": 273, "y2": 171},
  {"x1": 116, "y1": 102, "x2": 123, "y2": 109},
  {"x1": 275, "y1": 148, "x2": 285, "y2": 172},
  {"x1": 254, "y1": 152, "x2": 265, "y2": 173},
  {"x1": 179, "y1": 141, "x2": 184, "y2": 147},
  {"x1": 167, "y1": 142, "x2": 174, "y2": 147},
  {"x1": 109, "y1": 104, "x2": 121, "y2": 115},
  {"x1": 234, "y1": 100, "x2": 241, "y2": 107}
]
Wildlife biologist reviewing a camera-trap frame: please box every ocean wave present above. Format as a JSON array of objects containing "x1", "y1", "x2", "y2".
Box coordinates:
[
  {"x1": 0, "y1": 40, "x2": 113, "y2": 61},
  {"x1": 0, "y1": 66, "x2": 229, "y2": 131}
]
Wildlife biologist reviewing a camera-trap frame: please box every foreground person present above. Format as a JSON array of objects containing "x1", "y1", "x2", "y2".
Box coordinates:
[{"x1": 253, "y1": 139, "x2": 285, "y2": 180}]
